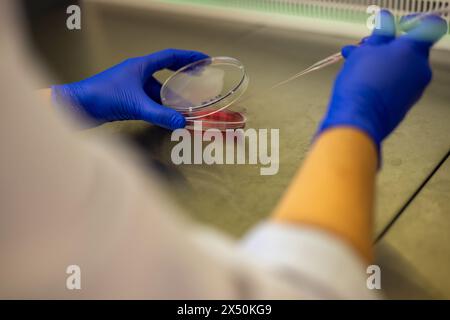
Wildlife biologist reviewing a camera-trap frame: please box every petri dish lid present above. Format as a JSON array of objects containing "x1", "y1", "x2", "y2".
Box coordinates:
[{"x1": 160, "y1": 56, "x2": 248, "y2": 120}]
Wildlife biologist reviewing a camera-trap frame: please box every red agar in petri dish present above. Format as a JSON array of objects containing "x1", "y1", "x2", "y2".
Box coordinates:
[{"x1": 185, "y1": 109, "x2": 246, "y2": 131}]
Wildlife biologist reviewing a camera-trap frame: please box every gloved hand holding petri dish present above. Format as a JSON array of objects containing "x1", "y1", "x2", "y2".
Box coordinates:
[{"x1": 160, "y1": 56, "x2": 249, "y2": 131}]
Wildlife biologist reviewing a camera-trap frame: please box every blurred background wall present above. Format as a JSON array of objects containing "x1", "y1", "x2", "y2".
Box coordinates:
[
  {"x1": 19, "y1": 0, "x2": 449, "y2": 84},
  {"x1": 20, "y1": 0, "x2": 89, "y2": 83}
]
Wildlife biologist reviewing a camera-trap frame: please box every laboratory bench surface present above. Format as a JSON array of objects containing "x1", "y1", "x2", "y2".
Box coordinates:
[{"x1": 37, "y1": 2, "x2": 450, "y2": 299}]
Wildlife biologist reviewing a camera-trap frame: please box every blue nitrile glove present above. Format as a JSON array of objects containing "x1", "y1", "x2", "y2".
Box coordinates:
[
  {"x1": 52, "y1": 49, "x2": 209, "y2": 130},
  {"x1": 317, "y1": 10, "x2": 447, "y2": 155}
]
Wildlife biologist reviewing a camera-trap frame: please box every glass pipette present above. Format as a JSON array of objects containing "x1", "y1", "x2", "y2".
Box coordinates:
[{"x1": 270, "y1": 51, "x2": 344, "y2": 90}]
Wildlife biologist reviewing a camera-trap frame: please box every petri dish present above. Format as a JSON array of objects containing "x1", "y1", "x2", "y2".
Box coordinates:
[{"x1": 160, "y1": 56, "x2": 249, "y2": 124}]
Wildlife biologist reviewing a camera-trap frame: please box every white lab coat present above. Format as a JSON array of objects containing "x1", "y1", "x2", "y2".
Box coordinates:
[{"x1": 0, "y1": 1, "x2": 376, "y2": 299}]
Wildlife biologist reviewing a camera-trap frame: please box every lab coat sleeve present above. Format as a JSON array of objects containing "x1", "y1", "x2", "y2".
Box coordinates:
[
  {"x1": 0, "y1": 75, "x2": 251, "y2": 298},
  {"x1": 0, "y1": 11, "x2": 240, "y2": 298},
  {"x1": 240, "y1": 222, "x2": 380, "y2": 299}
]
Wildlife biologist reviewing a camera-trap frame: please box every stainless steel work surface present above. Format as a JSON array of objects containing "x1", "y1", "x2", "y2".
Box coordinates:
[{"x1": 83, "y1": 4, "x2": 450, "y2": 238}]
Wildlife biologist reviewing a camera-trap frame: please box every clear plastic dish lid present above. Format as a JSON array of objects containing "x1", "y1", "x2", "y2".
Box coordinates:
[{"x1": 161, "y1": 56, "x2": 249, "y2": 121}]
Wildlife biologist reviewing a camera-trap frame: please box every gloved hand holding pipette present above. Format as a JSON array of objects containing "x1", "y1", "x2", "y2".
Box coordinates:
[{"x1": 317, "y1": 10, "x2": 448, "y2": 154}]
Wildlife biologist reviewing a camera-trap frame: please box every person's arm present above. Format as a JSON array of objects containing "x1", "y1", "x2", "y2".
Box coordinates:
[
  {"x1": 238, "y1": 12, "x2": 447, "y2": 299},
  {"x1": 273, "y1": 128, "x2": 377, "y2": 262},
  {"x1": 269, "y1": 11, "x2": 447, "y2": 262}
]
